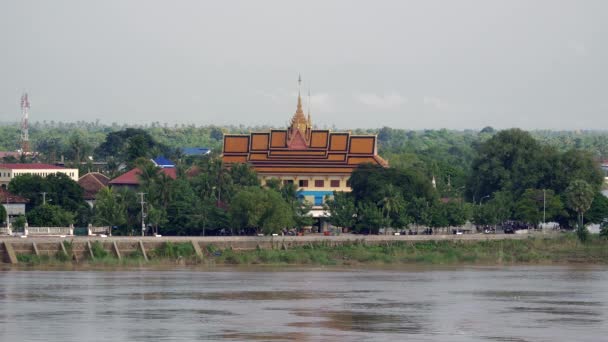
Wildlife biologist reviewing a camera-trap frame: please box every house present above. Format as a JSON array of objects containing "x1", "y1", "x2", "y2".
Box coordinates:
[
  {"x1": 109, "y1": 167, "x2": 177, "y2": 189},
  {"x1": 181, "y1": 147, "x2": 211, "y2": 157},
  {"x1": 78, "y1": 172, "x2": 110, "y2": 207},
  {"x1": 0, "y1": 163, "x2": 79, "y2": 187},
  {"x1": 0, "y1": 188, "x2": 29, "y2": 225},
  {"x1": 151, "y1": 157, "x2": 175, "y2": 168}
]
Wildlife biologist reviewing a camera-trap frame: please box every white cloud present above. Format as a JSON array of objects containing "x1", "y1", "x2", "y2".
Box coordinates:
[{"x1": 355, "y1": 92, "x2": 406, "y2": 109}]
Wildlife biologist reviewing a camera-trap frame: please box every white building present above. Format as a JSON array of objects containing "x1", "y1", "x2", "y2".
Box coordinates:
[{"x1": 0, "y1": 163, "x2": 79, "y2": 187}]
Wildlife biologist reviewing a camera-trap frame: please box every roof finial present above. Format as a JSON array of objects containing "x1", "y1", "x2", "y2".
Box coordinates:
[{"x1": 296, "y1": 74, "x2": 303, "y2": 114}]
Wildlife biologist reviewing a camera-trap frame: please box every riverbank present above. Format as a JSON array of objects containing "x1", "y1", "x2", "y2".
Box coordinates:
[{"x1": 3, "y1": 233, "x2": 607, "y2": 267}]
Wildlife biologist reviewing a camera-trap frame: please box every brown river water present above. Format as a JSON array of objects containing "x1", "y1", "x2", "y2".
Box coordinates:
[{"x1": 0, "y1": 265, "x2": 606, "y2": 341}]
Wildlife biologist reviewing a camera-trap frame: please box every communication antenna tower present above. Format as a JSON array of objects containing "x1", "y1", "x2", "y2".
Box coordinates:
[{"x1": 20, "y1": 92, "x2": 30, "y2": 154}]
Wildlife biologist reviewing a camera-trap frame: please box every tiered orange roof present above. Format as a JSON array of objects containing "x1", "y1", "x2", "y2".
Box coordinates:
[{"x1": 223, "y1": 80, "x2": 387, "y2": 174}]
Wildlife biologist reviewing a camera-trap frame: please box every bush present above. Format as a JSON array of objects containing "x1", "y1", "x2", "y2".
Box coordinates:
[
  {"x1": 90, "y1": 241, "x2": 109, "y2": 259},
  {"x1": 154, "y1": 242, "x2": 195, "y2": 258},
  {"x1": 576, "y1": 226, "x2": 589, "y2": 243}
]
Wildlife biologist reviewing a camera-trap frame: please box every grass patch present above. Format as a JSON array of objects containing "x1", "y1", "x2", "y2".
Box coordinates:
[
  {"x1": 205, "y1": 234, "x2": 608, "y2": 266},
  {"x1": 151, "y1": 242, "x2": 196, "y2": 259},
  {"x1": 90, "y1": 241, "x2": 110, "y2": 259}
]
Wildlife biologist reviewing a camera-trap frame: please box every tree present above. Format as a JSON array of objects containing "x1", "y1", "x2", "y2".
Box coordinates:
[
  {"x1": 349, "y1": 164, "x2": 434, "y2": 229},
  {"x1": 0, "y1": 204, "x2": 6, "y2": 226},
  {"x1": 600, "y1": 220, "x2": 608, "y2": 240},
  {"x1": 354, "y1": 201, "x2": 388, "y2": 234},
  {"x1": 165, "y1": 179, "x2": 200, "y2": 235},
  {"x1": 94, "y1": 128, "x2": 167, "y2": 164},
  {"x1": 210, "y1": 126, "x2": 224, "y2": 141},
  {"x1": 113, "y1": 187, "x2": 141, "y2": 235},
  {"x1": 229, "y1": 163, "x2": 259, "y2": 187},
  {"x1": 8, "y1": 173, "x2": 87, "y2": 218},
  {"x1": 585, "y1": 193, "x2": 608, "y2": 224},
  {"x1": 325, "y1": 192, "x2": 356, "y2": 229},
  {"x1": 514, "y1": 189, "x2": 564, "y2": 226},
  {"x1": 229, "y1": 187, "x2": 294, "y2": 235},
  {"x1": 350, "y1": 164, "x2": 434, "y2": 205},
  {"x1": 8, "y1": 174, "x2": 48, "y2": 209},
  {"x1": 27, "y1": 204, "x2": 74, "y2": 227},
  {"x1": 378, "y1": 184, "x2": 406, "y2": 233},
  {"x1": 467, "y1": 129, "x2": 545, "y2": 200},
  {"x1": 553, "y1": 149, "x2": 604, "y2": 193},
  {"x1": 13, "y1": 215, "x2": 26, "y2": 229},
  {"x1": 146, "y1": 204, "x2": 167, "y2": 236},
  {"x1": 565, "y1": 179, "x2": 595, "y2": 241},
  {"x1": 93, "y1": 187, "x2": 127, "y2": 228},
  {"x1": 45, "y1": 173, "x2": 86, "y2": 212}
]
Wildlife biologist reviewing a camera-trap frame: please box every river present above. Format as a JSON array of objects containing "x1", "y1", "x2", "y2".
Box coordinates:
[{"x1": 0, "y1": 266, "x2": 606, "y2": 341}]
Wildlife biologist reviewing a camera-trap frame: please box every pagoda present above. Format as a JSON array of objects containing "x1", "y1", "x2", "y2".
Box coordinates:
[{"x1": 222, "y1": 78, "x2": 388, "y2": 224}]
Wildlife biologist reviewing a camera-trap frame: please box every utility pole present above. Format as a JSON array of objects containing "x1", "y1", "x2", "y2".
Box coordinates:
[
  {"x1": 137, "y1": 192, "x2": 146, "y2": 236},
  {"x1": 20, "y1": 92, "x2": 30, "y2": 154},
  {"x1": 543, "y1": 189, "x2": 546, "y2": 225},
  {"x1": 40, "y1": 192, "x2": 47, "y2": 205},
  {"x1": 5, "y1": 194, "x2": 10, "y2": 231}
]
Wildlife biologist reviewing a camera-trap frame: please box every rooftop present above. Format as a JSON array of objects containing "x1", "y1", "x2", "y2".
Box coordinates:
[
  {"x1": 151, "y1": 156, "x2": 175, "y2": 168},
  {"x1": 78, "y1": 172, "x2": 110, "y2": 200},
  {"x1": 109, "y1": 167, "x2": 177, "y2": 186},
  {"x1": 181, "y1": 147, "x2": 211, "y2": 156},
  {"x1": 0, "y1": 188, "x2": 29, "y2": 204},
  {"x1": 0, "y1": 163, "x2": 66, "y2": 170}
]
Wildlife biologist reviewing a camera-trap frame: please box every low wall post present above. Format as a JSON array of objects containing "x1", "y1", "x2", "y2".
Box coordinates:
[
  {"x1": 138, "y1": 240, "x2": 148, "y2": 262},
  {"x1": 87, "y1": 241, "x2": 95, "y2": 260},
  {"x1": 191, "y1": 240, "x2": 203, "y2": 258},
  {"x1": 3, "y1": 242, "x2": 18, "y2": 264},
  {"x1": 112, "y1": 241, "x2": 121, "y2": 260},
  {"x1": 60, "y1": 241, "x2": 68, "y2": 257}
]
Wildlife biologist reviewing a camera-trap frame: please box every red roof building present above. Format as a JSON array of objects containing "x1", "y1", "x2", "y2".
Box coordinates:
[
  {"x1": 78, "y1": 172, "x2": 110, "y2": 200},
  {"x1": 0, "y1": 163, "x2": 79, "y2": 187},
  {"x1": 0, "y1": 188, "x2": 29, "y2": 204},
  {"x1": 0, "y1": 163, "x2": 64, "y2": 170},
  {"x1": 109, "y1": 167, "x2": 177, "y2": 187}
]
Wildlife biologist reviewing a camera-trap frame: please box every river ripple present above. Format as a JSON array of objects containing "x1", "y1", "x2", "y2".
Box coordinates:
[{"x1": 0, "y1": 266, "x2": 607, "y2": 341}]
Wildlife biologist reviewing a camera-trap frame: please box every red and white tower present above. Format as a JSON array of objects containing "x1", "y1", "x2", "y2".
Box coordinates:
[{"x1": 20, "y1": 92, "x2": 30, "y2": 154}]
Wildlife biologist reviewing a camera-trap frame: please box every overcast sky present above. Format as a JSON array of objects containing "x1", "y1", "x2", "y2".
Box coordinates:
[{"x1": 0, "y1": 1, "x2": 606, "y2": 130}]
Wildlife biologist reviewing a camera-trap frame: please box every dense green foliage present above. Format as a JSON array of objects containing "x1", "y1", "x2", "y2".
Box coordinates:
[
  {"x1": 26, "y1": 204, "x2": 75, "y2": 227},
  {"x1": 0, "y1": 204, "x2": 6, "y2": 225},
  {"x1": 3, "y1": 121, "x2": 608, "y2": 234},
  {"x1": 8, "y1": 173, "x2": 89, "y2": 227}
]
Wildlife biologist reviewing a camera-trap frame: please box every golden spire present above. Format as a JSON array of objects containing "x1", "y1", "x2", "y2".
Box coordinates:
[
  {"x1": 290, "y1": 75, "x2": 309, "y2": 137},
  {"x1": 296, "y1": 74, "x2": 303, "y2": 114}
]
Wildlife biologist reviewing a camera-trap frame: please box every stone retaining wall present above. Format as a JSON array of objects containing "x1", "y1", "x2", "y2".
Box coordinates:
[{"x1": 0, "y1": 233, "x2": 543, "y2": 264}]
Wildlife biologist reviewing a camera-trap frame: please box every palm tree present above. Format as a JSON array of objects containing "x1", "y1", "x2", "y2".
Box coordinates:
[{"x1": 378, "y1": 184, "x2": 405, "y2": 234}]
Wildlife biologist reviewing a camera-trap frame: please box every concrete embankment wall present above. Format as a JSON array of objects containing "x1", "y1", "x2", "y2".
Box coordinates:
[{"x1": 0, "y1": 233, "x2": 538, "y2": 264}]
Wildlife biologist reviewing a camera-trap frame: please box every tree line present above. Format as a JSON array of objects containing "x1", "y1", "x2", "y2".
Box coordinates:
[
  {"x1": 2, "y1": 124, "x2": 608, "y2": 237},
  {"x1": 328, "y1": 129, "x2": 606, "y2": 239}
]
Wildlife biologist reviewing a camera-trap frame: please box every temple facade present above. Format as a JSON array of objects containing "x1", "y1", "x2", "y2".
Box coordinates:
[{"x1": 222, "y1": 82, "x2": 388, "y2": 226}]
